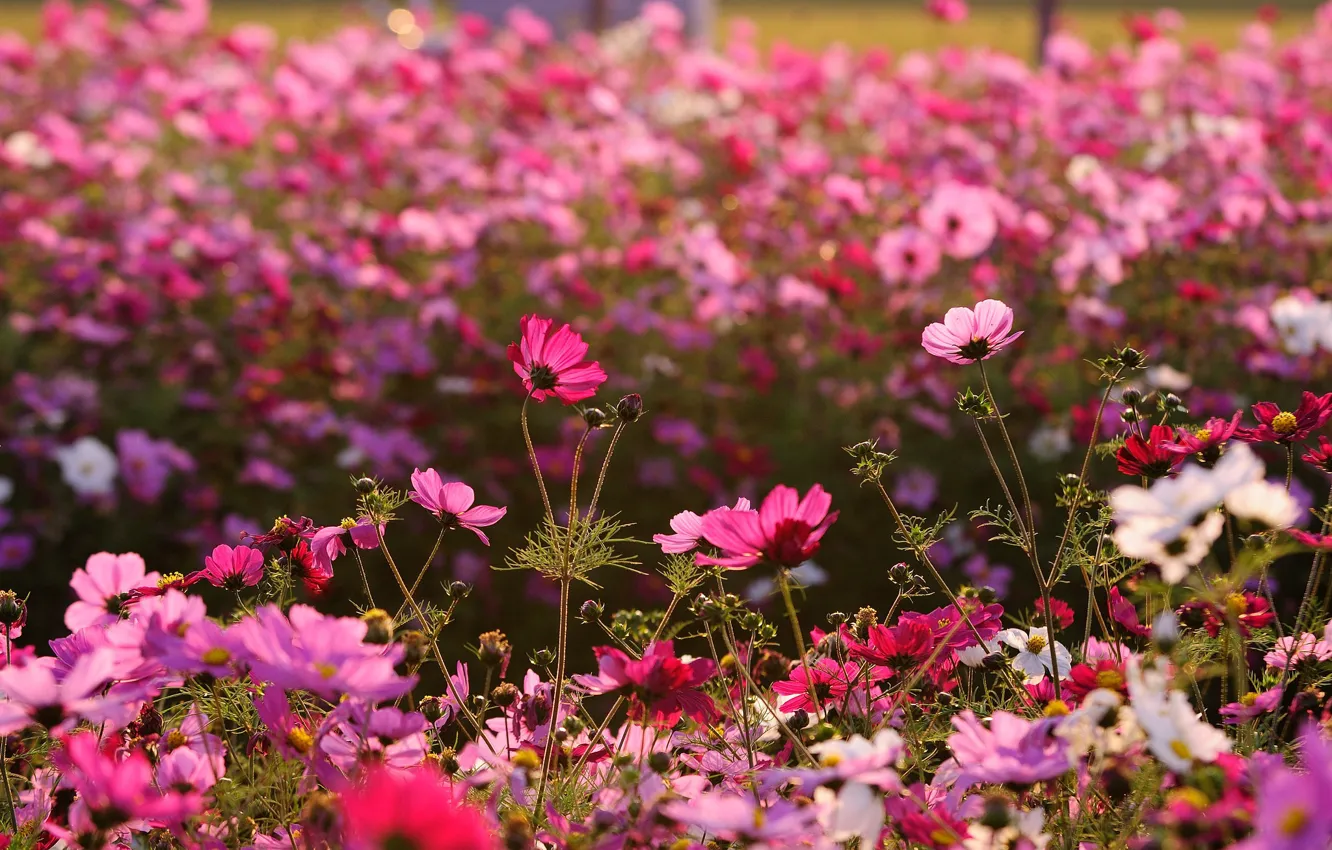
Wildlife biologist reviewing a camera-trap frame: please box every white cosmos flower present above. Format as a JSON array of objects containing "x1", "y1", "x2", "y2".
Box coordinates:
[
  {"x1": 1113, "y1": 511, "x2": 1224, "y2": 584},
  {"x1": 1224, "y1": 479, "x2": 1302, "y2": 529},
  {"x1": 997, "y1": 627, "x2": 1071, "y2": 684},
  {"x1": 957, "y1": 637, "x2": 1001, "y2": 668},
  {"x1": 1127, "y1": 658, "x2": 1230, "y2": 774},
  {"x1": 814, "y1": 784, "x2": 883, "y2": 847},
  {"x1": 1270, "y1": 296, "x2": 1332, "y2": 355},
  {"x1": 53, "y1": 436, "x2": 119, "y2": 497},
  {"x1": 1056, "y1": 689, "x2": 1143, "y2": 762},
  {"x1": 963, "y1": 806, "x2": 1051, "y2": 850}
]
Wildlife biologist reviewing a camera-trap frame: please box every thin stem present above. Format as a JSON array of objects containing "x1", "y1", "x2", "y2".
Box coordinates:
[
  {"x1": 978, "y1": 361, "x2": 1037, "y2": 556},
  {"x1": 378, "y1": 537, "x2": 486, "y2": 741},
  {"x1": 1036, "y1": 582, "x2": 1064, "y2": 701},
  {"x1": 352, "y1": 546, "x2": 376, "y2": 609},
  {"x1": 569, "y1": 426, "x2": 594, "y2": 524},
  {"x1": 713, "y1": 622, "x2": 816, "y2": 765},
  {"x1": 971, "y1": 419, "x2": 1042, "y2": 582},
  {"x1": 776, "y1": 570, "x2": 823, "y2": 723},
  {"x1": 1285, "y1": 444, "x2": 1295, "y2": 493},
  {"x1": 586, "y1": 422, "x2": 627, "y2": 519},
  {"x1": 1295, "y1": 483, "x2": 1332, "y2": 633},
  {"x1": 521, "y1": 393, "x2": 554, "y2": 523},
  {"x1": 533, "y1": 576, "x2": 572, "y2": 816},
  {"x1": 1, "y1": 632, "x2": 14, "y2": 831},
  {"x1": 392, "y1": 527, "x2": 449, "y2": 624}
]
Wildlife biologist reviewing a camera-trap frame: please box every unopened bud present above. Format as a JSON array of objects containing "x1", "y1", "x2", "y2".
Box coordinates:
[
  {"x1": 531, "y1": 648, "x2": 555, "y2": 667},
  {"x1": 361, "y1": 609, "x2": 394, "y2": 644},
  {"x1": 788, "y1": 709, "x2": 810, "y2": 731},
  {"x1": 582, "y1": 407, "x2": 608, "y2": 429},
  {"x1": 579, "y1": 599, "x2": 604, "y2": 623},
  {"x1": 615, "y1": 393, "x2": 644, "y2": 423},
  {"x1": 1116, "y1": 346, "x2": 1146, "y2": 369},
  {"x1": 647, "y1": 751, "x2": 671, "y2": 773},
  {"x1": 1120, "y1": 387, "x2": 1142, "y2": 406},
  {"x1": 419, "y1": 696, "x2": 444, "y2": 724},
  {"x1": 0, "y1": 591, "x2": 25, "y2": 628},
  {"x1": 447, "y1": 581, "x2": 471, "y2": 599},
  {"x1": 492, "y1": 683, "x2": 521, "y2": 708},
  {"x1": 354, "y1": 477, "x2": 377, "y2": 494}
]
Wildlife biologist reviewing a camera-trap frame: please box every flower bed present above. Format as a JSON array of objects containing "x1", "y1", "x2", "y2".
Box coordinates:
[{"x1": 2, "y1": 305, "x2": 1332, "y2": 848}]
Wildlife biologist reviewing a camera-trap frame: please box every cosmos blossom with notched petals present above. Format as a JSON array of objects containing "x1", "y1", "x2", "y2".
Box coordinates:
[
  {"x1": 696, "y1": 484, "x2": 837, "y2": 569},
  {"x1": 921, "y1": 299, "x2": 1023, "y2": 364},
  {"x1": 507, "y1": 315, "x2": 608, "y2": 405}
]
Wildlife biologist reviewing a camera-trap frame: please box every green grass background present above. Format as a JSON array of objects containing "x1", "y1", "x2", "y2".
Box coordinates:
[{"x1": 0, "y1": 1, "x2": 1313, "y2": 53}]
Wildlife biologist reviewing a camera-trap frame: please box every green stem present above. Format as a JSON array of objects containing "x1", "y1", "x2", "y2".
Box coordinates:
[
  {"x1": 978, "y1": 361, "x2": 1037, "y2": 556},
  {"x1": 533, "y1": 576, "x2": 571, "y2": 816},
  {"x1": 392, "y1": 526, "x2": 447, "y2": 623},
  {"x1": 521, "y1": 394, "x2": 554, "y2": 523},
  {"x1": 585, "y1": 422, "x2": 627, "y2": 520},
  {"x1": 776, "y1": 570, "x2": 823, "y2": 723}
]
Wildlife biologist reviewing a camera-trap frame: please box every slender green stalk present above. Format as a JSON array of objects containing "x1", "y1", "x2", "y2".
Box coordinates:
[
  {"x1": 978, "y1": 361, "x2": 1037, "y2": 552},
  {"x1": 776, "y1": 570, "x2": 824, "y2": 723},
  {"x1": 1, "y1": 633, "x2": 15, "y2": 831},
  {"x1": 568, "y1": 426, "x2": 594, "y2": 524},
  {"x1": 1295, "y1": 483, "x2": 1332, "y2": 634},
  {"x1": 392, "y1": 526, "x2": 447, "y2": 623},
  {"x1": 585, "y1": 422, "x2": 627, "y2": 519},
  {"x1": 521, "y1": 393, "x2": 554, "y2": 522},
  {"x1": 533, "y1": 576, "x2": 572, "y2": 816}
]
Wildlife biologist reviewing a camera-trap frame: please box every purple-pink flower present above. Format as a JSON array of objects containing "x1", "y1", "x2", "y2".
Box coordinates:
[
  {"x1": 921, "y1": 299, "x2": 1023, "y2": 364},
  {"x1": 65, "y1": 551, "x2": 159, "y2": 632},
  {"x1": 696, "y1": 484, "x2": 837, "y2": 570},
  {"x1": 192, "y1": 544, "x2": 265, "y2": 591},
  {"x1": 652, "y1": 497, "x2": 752, "y2": 554},
  {"x1": 408, "y1": 469, "x2": 507, "y2": 545}
]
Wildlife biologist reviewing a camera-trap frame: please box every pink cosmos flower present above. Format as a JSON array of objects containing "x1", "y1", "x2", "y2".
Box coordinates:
[
  {"x1": 254, "y1": 686, "x2": 321, "y2": 760},
  {"x1": 310, "y1": 518, "x2": 384, "y2": 575},
  {"x1": 922, "y1": 299, "x2": 1023, "y2": 364},
  {"x1": 408, "y1": 469, "x2": 507, "y2": 545},
  {"x1": 926, "y1": 0, "x2": 969, "y2": 23},
  {"x1": 873, "y1": 227, "x2": 942, "y2": 286},
  {"x1": 919, "y1": 183, "x2": 998, "y2": 259},
  {"x1": 772, "y1": 658, "x2": 857, "y2": 711},
  {"x1": 55, "y1": 731, "x2": 199, "y2": 835},
  {"x1": 340, "y1": 765, "x2": 497, "y2": 850},
  {"x1": 1163, "y1": 412, "x2": 1244, "y2": 465},
  {"x1": 506, "y1": 314, "x2": 607, "y2": 404},
  {"x1": 192, "y1": 544, "x2": 265, "y2": 591},
  {"x1": 65, "y1": 551, "x2": 160, "y2": 632},
  {"x1": 652, "y1": 497, "x2": 752, "y2": 554},
  {"x1": 1264, "y1": 633, "x2": 1332, "y2": 670},
  {"x1": 572, "y1": 640, "x2": 717, "y2": 727},
  {"x1": 696, "y1": 484, "x2": 837, "y2": 570},
  {"x1": 0, "y1": 648, "x2": 139, "y2": 734},
  {"x1": 1219, "y1": 687, "x2": 1282, "y2": 724},
  {"x1": 946, "y1": 710, "x2": 1069, "y2": 793}
]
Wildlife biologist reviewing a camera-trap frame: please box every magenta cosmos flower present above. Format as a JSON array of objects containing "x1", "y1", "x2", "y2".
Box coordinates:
[
  {"x1": 696, "y1": 484, "x2": 837, "y2": 569},
  {"x1": 921, "y1": 299, "x2": 1023, "y2": 364},
  {"x1": 507, "y1": 314, "x2": 607, "y2": 404},
  {"x1": 408, "y1": 468, "x2": 506, "y2": 545},
  {"x1": 192, "y1": 544, "x2": 265, "y2": 591},
  {"x1": 1236, "y1": 392, "x2": 1332, "y2": 444},
  {"x1": 340, "y1": 765, "x2": 497, "y2": 850},
  {"x1": 572, "y1": 640, "x2": 717, "y2": 727},
  {"x1": 652, "y1": 497, "x2": 752, "y2": 554}
]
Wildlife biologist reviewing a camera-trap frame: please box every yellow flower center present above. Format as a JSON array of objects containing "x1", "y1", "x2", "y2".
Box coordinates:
[
  {"x1": 930, "y1": 828, "x2": 957, "y2": 844},
  {"x1": 1281, "y1": 807, "x2": 1310, "y2": 836},
  {"x1": 339, "y1": 517, "x2": 357, "y2": 530},
  {"x1": 1272, "y1": 411, "x2": 1298, "y2": 435},
  {"x1": 1195, "y1": 428, "x2": 1212, "y2": 441},
  {"x1": 753, "y1": 808, "x2": 767, "y2": 830},
  {"x1": 1169, "y1": 787, "x2": 1210, "y2": 810},
  {"x1": 1240, "y1": 692, "x2": 1258, "y2": 707},
  {"x1": 315, "y1": 663, "x2": 338, "y2": 680},
  {"x1": 159, "y1": 572, "x2": 185, "y2": 588},
  {"x1": 1043, "y1": 700, "x2": 1071, "y2": 717},
  {"x1": 1095, "y1": 669, "x2": 1124, "y2": 690},
  {"x1": 1026, "y1": 635, "x2": 1048, "y2": 654},
  {"x1": 1225, "y1": 593, "x2": 1248, "y2": 617},
  {"x1": 165, "y1": 730, "x2": 188, "y2": 750},
  {"x1": 1170, "y1": 740, "x2": 1193, "y2": 761},
  {"x1": 201, "y1": 647, "x2": 231, "y2": 666},
  {"x1": 821, "y1": 753, "x2": 843, "y2": 767},
  {"x1": 511, "y1": 749, "x2": 542, "y2": 772},
  {"x1": 287, "y1": 728, "x2": 314, "y2": 755}
]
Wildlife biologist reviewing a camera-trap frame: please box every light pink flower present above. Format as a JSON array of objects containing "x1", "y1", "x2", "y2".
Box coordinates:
[
  {"x1": 921, "y1": 299, "x2": 1023, "y2": 364},
  {"x1": 408, "y1": 469, "x2": 506, "y2": 545},
  {"x1": 652, "y1": 497, "x2": 752, "y2": 554},
  {"x1": 874, "y1": 227, "x2": 942, "y2": 286},
  {"x1": 919, "y1": 183, "x2": 998, "y2": 259},
  {"x1": 65, "y1": 552, "x2": 160, "y2": 632}
]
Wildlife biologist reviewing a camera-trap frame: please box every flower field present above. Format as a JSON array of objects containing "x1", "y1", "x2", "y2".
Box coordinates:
[{"x1": 3, "y1": 1, "x2": 1332, "y2": 848}]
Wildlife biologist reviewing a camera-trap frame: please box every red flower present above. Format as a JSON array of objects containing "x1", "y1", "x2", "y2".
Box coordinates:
[
  {"x1": 697, "y1": 484, "x2": 837, "y2": 570},
  {"x1": 340, "y1": 765, "x2": 497, "y2": 850},
  {"x1": 1235, "y1": 392, "x2": 1332, "y2": 444},
  {"x1": 571, "y1": 640, "x2": 717, "y2": 727},
  {"x1": 850, "y1": 618, "x2": 935, "y2": 673},
  {"x1": 1108, "y1": 586, "x2": 1150, "y2": 637},
  {"x1": 1035, "y1": 597, "x2": 1075, "y2": 630},
  {"x1": 772, "y1": 658, "x2": 855, "y2": 712},
  {"x1": 1163, "y1": 412, "x2": 1243, "y2": 466},
  {"x1": 1178, "y1": 592, "x2": 1274, "y2": 638},
  {"x1": 288, "y1": 539, "x2": 331, "y2": 597},
  {"x1": 506, "y1": 315, "x2": 607, "y2": 405},
  {"x1": 1289, "y1": 528, "x2": 1332, "y2": 550},
  {"x1": 1064, "y1": 660, "x2": 1129, "y2": 703},
  {"x1": 1303, "y1": 436, "x2": 1332, "y2": 475},
  {"x1": 1116, "y1": 425, "x2": 1185, "y2": 479}
]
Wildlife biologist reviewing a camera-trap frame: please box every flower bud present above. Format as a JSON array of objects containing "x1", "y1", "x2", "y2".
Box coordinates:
[
  {"x1": 647, "y1": 751, "x2": 671, "y2": 774},
  {"x1": 492, "y1": 683, "x2": 521, "y2": 708},
  {"x1": 980, "y1": 796, "x2": 1011, "y2": 830},
  {"x1": 827, "y1": 611, "x2": 848, "y2": 627},
  {"x1": 1120, "y1": 408, "x2": 1140, "y2": 424},
  {"x1": 563, "y1": 715, "x2": 586, "y2": 736},
  {"x1": 1120, "y1": 388, "x2": 1142, "y2": 406},
  {"x1": 438, "y1": 747, "x2": 459, "y2": 775},
  {"x1": 788, "y1": 709, "x2": 810, "y2": 731},
  {"x1": 581, "y1": 407, "x2": 609, "y2": 429},
  {"x1": 579, "y1": 599, "x2": 604, "y2": 623},
  {"x1": 361, "y1": 609, "x2": 394, "y2": 644},
  {"x1": 1162, "y1": 393, "x2": 1183, "y2": 411},
  {"x1": 478, "y1": 630, "x2": 512, "y2": 668},
  {"x1": 740, "y1": 612, "x2": 765, "y2": 633},
  {"x1": 301, "y1": 791, "x2": 339, "y2": 837},
  {"x1": 1116, "y1": 346, "x2": 1146, "y2": 370},
  {"x1": 0, "y1": 591, "x2": 25, "y2": 629},
  {"x1": 354, "y1": 477, "x2": 377, "y2": 494},
  {"x1": 399, "y1": 631, "x2": 428, "y2": 667},
  {"x1": 531, "y1": 648, "x2": 555, "y2": 667},
  {"x1": 615, "y1": 393, "x2": 644, "y2": 423},
  {"x1": 447, "y1": 581, "x2": 471, "y2": 599},
  {"x1": 419, "y1": 696, "x2": 444, "y2": 724}
]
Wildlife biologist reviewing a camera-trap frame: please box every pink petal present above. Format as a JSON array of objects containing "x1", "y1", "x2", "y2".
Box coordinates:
[
  {"x1": 759, "y1": 485, "x2": 799, "y2": 541},
  {"x1": 438, "y1": 481, "x2": 476, "y2": 515},
  {"x1": 941, "y1": 306, "x2": 978, "y2": 342},
  {"x1": 972, "y1": 299, "x2": 1013, "y2": 340},
  {"x1": 457, "y1": 504, "x2": 506, "y2": 528}
]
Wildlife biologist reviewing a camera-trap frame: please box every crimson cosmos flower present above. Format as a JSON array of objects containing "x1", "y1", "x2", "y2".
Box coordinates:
[
  {"x1": 572, "y1": 640, "x2": 717, "y2": 727},
  {"x1": 1304, "y1": 435, "x2": 1332, "y2": 475},
  {"x1": 850, "y1": 619, "x2": 935, "y2": 674},
  {"x1": 696, "y1": 484, "x2": 837, "y2": 570},
  {"x1": 507, "y1": 314, "x2": 608, "y2": 405},
  {"x1": 1235, "y1": 392, "x2": 1332, "y2": 444},
  {"x1": 1116, "y1": 425, "x2": 1186, "y2": 478},
  {"x1": 1163, "y1": 411, "x2": 1243, "y2": 466}
]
